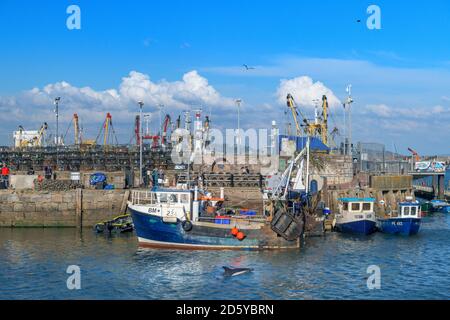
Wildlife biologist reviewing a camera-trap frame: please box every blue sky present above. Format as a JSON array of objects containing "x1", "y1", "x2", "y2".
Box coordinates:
[{"x1": 0, "y1": 0, "x2": 449, "y2": 154}]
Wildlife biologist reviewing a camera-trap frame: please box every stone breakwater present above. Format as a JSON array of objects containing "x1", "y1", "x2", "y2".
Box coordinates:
[{"x1": 0, "y1": 189, "x2": 129, "y2": 227}]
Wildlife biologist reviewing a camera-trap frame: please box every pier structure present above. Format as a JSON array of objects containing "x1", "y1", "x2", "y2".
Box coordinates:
[{"x1": 410, "y1": 172, "x2": 447, "y2": 200}]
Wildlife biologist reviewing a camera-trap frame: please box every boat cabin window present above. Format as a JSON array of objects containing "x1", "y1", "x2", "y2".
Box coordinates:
[
  {"x1": 158, "y1": 193, "x2": 168, "y2": 203},
  {"x1": 351, "y1": 203, "x2": 361, "y2": 211},
  {"x1": 410, "y1": 206, "x2": 417, "y2": 216},
  {"x1": 403, "y1": 206, "x2": 410, "y2": 216},
  {"x1": 169, "y1": 194, "x2": 178, "y2": 203},
  {"x1": 180, "y1": 194, "x2": 189, "y2": 204},
  {"x1": 343, "y1": 202, "x2": 349, "y2": 211},
  {"x1": 362, "y1": 203, "x2": 372, "y2": 212}
]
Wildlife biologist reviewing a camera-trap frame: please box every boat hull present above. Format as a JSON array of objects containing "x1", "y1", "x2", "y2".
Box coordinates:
[
  {"x1": 378, "y1": 218, "x2": 421, "y2": 236},
  {"x1": 335, "y1": 220, "x2": 377, "y2": 235},
  {"x1": 435, "y1": 206, "x2": 450, "y2": 213},
  {"x1": 129, "y1": 207, "x2": 300, "y2": 250}
]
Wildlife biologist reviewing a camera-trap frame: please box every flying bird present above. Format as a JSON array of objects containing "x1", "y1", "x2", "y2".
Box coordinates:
[
  {"x1": 356, "y1": 19, "x2": 361, "y2": 23},
  {"x1": 243, "y1": 64, "x2": 255, "y2": 70}
]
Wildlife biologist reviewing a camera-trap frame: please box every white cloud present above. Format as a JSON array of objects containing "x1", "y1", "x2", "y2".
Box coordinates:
[
  {"x1": 118, "y1": 70, "x2": 235, "y2": 109},
  {"x1": 1, "y1": 70, "x2": 235, "y2": 121},
  {"x1": 0, "y1": 70, "x2": 238, "y2": 142},
  {"x1": 275, "y1": 76, "x2": 341, "y2": 109},
  {"x1": 364, "y1": 104, "x2": 393, "y2": 117}
]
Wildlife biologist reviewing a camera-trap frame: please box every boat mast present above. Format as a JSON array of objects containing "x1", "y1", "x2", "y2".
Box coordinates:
[{"x1": 306, "y1": 136, "x2": 310, "y2": 194}]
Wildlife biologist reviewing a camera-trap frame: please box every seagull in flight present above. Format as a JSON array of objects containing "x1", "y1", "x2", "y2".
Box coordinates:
[{"x1": 243, "y1": 64, "x2": 255, "y2": 70}]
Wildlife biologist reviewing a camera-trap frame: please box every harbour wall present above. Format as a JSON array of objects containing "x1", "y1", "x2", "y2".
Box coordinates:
[
  {"x1": 324, "y1": 175, "x2": 414, "y2": 214},
  {"x1": 0, "y1": 189, "x2": 129, "y2": 228}
]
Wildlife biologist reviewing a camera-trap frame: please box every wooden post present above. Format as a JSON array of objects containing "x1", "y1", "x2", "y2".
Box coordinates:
[
  {"x1": 432, "y1": 176, "x2": 439, "y2": 199},
  {"x1": 120, "y1": 190, "x2": 131, "y2": 214},
  {"x1": 438, "y1": 175, "x2": 445, "y2": 200},
  {"x1": 76, "y1": 188, "x2": 83, "y2": 228}
]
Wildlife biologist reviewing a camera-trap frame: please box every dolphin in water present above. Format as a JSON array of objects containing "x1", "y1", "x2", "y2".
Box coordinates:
[{"x1": 223, "y1": 266, "x2": 254, "y2": 277}]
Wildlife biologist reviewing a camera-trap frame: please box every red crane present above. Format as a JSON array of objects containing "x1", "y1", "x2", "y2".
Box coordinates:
[
  {"x1": 162, "y1": 115, "x2": 171, "y2": 145},
  {"x1": 135, "y1": 115, "x2": 160, "y2": 148},
  {"x1": 408, "y1": 148, "x2": 420, "y2": 162}
]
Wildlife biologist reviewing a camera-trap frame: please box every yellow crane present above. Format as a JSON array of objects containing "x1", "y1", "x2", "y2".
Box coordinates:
[
  {"x1": 94, "y1": 113, "x2": 118, "y2": 149},
  {"x1": 35, "y1": 122, "x2": 48, "y2": 146},
  {"x1": 286, "y1": 94, "x2": 329, "y2": 146},
  {"x1": 286, "y1": 93, "x2": 308, "y2": 136},
  {"x1": 103, "y1": 113, "x2": 112, "y2": 146}
]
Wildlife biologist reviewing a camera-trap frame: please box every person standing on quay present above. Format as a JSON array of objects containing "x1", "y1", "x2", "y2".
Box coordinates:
[{"x1": 1, "y1": 163, "x2": 10, "y2": 188}]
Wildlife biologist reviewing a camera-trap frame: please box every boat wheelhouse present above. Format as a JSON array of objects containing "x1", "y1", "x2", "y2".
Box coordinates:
[
  {"x1": 377, "y1": 201, "x2": 421, "y2": 236},
  {"x1": 334, "y1": 198, "x2": 377, "y2": 235}
]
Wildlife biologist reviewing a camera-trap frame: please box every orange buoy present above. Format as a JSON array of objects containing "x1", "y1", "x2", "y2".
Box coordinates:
[
  {"x1": 231, "y1": 227, "x2": 239, "y2": 236},
  {"x1": 236, "y1": 232, "x2": 246, "y2": 241}
]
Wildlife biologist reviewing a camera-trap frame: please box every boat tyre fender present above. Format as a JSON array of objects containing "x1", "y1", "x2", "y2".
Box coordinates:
[{"x1": 182, "y1": 220, "x2": 193, "y2": 232}]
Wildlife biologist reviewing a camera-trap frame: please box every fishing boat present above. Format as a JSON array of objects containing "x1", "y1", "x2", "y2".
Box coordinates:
[
  {"x1": 334, "y1": 198, "x2": 377, "y2": 235},
  {"x1": 377, "y1": 201, "x2": 421, "y2": 235},
  {"x1": 128, "y1": 141, "x2": 315, "y2": 250},
  {"x1": 128, "y1": 187, "x2": 308, "y2": 250},
  {"x1": 429, "y1": 200, "x2": 450, "y2": 213},
  {"x1": 420, "y1": 201, "x2": 433, "y2": 216}
]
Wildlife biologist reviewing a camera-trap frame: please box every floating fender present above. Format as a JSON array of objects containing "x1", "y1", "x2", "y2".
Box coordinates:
[{"x1": 182, "y1": 220, "x2": 193, "y2": 232}]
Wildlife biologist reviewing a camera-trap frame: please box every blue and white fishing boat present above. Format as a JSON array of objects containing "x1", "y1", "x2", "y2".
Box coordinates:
[
  {"x1": 128, "y1": 141, "x2": 315, "y2": 250},
  {"x1": 334, "y1": 198, "x2": 377, "y2": 235},
  {"x1": 377, "y1": 201, "x2": 421, "y2": 235},
  {"x1": 430, "y1": 200, "x2": 450, "y2": 213},
  {"x1": 127, "y1": 187, "x2": 307, "y2": 250}
]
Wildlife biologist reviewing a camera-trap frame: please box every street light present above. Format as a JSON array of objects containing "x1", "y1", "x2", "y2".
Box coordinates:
[
  {"x1": 54, "y1": 97, "x2": 61, "y2": 169},
  {"x1": 235, "y1": 99, "x2": 242, "y2": 154},
  {"x1": 138, "y1": 101, "x2": 144, "y2": 187},
  {"x1": 158, "y1": 104, "x2": 164, "y2": 137},
  {"x1": 345, "y1": 84, "x2": 353, "y2": 156}
]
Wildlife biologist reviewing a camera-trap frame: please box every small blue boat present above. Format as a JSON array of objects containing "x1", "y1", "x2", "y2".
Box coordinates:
[
  {"x1": 377, "y1": 201, "x2": 421, "y2": 236},
  {"x1": 335, "y1": 198, "x2": 377, "y2": 235},
  {"x1": 430, "y1": 200, "x2": 450, "y2": 213}
]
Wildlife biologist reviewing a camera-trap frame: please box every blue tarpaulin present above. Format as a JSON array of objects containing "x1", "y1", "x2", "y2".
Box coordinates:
[
  {"x1": 278, "y1": 135, "x2": 330, "y2": 153},
  {"x1": 90, "y1": 173, "x2": 107, "y2": 186}
]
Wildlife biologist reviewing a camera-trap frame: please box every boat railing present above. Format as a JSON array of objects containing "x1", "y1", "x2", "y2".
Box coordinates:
[{"x1": 131, "y1": 190, "x2": 157, "y2": 206}]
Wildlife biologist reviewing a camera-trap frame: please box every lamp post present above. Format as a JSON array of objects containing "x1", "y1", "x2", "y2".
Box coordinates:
[
  {"x1": 158, "y1": 104, "x2": 164, "y2": 137},
  {"x1": 346, "y1": 84, "x2": 353, "y2": 157},
  {"x1": 54, "y1": 97, "x2": 61, "y2": 169},
  {"x1": 235, "y1": 99, "x2": 242, "y2": 154},
  {"x1": 138, "y1": 101, "x2": 144, "y2": 187}
]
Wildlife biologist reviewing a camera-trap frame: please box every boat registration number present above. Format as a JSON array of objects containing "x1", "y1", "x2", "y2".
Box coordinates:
[{"x1": 148, "y1": 207, "x2": 161, "y2": 214}]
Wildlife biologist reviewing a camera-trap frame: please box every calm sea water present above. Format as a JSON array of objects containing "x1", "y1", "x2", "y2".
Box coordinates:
[{"x1": 1, "y1": 211, "x2": 449, "y2": 300}]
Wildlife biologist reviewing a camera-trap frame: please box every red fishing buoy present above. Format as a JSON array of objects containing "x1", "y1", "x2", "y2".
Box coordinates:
[
  {"x1": 231, "y1": 227, "x2": 239, "y2": 236},
  {"x1": 236, "y1": 232, "x2": 246, "y2": 241}
]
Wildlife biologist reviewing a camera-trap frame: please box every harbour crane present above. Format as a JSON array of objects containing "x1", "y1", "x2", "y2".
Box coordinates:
[
  {"x1": 286, "y1": 93, "x2": 308, "y2": 136},
  {"x1": 95, "y1": 113, "x2": 118, "y2": 148},
  {"x1": 16, "y1": 123, "x2": 48, "y2": 148},
  {"x1": 286, "y1": 94, "x2": 330, "y2": 146},
  {"x1": 161, "y1": 114, "x2": 172, "y2": 146},
  {"x1": 408, "y1": 148, "x2": 420, "y2": 162},
  {"x1": 35, "y1": 122, "x2": 48, "y2": 146}
]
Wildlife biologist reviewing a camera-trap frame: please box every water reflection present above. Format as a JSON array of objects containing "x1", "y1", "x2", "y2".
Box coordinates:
[{"x1": 1, "y1": 214, "x2": 450, "y2": 299}]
